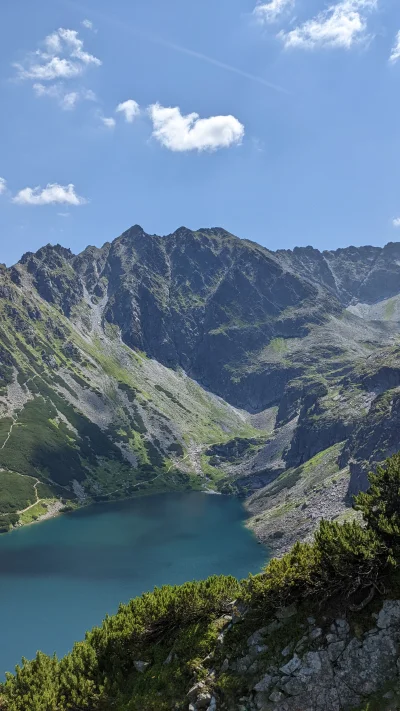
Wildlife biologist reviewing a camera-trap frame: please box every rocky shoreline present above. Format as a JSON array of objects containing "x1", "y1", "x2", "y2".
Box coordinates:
[
  {"x1": 245, "y1": 445, "x2": 355, "y2": 558},
  {"x1": 36, "y1": 499, "x2": 66, "y2": 523}
]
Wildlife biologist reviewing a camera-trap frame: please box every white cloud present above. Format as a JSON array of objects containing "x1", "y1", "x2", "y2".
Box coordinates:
[
  {"x1": 82, "y1": 19, "x2": 94, "y2": 30},
  {"x1": 149, "y1": 104, "x2": 244, "y2": 152},
  {"x1": 279, "y1": 0, "x2": 377, "y2": 50},
  {"x1": 60, "y1": 91, "x2": 80, "y2": 110},
  {"x1": 58, "y1": 212, "x2": 70, "y2": 217},
  {"x1": 101, "y1": 116, "x2": 116, "y2": 129},
  {"x1": 44, "y1": 32, "x2": 62, "y2": 55},
  {"x1": 389, "y1": 30, "x2": 400, "y2": 63},
  {"x1": 33, "y1": 82, "x2": 58, "y2": 98},
  {"x1": 116, "y1": 99, "x2": 140, "y2": 123},
  {"x1": 0, "y1": 178, "x2": 6, "y2": 195},
  {"x1": 16, "y1": 56, "x2": 83, "y2": 81},
  {"x1": 393, "y1": 217, "x2": 400, "y2": 227},
  {"x1": 254, "y1": 0, "x2": 294, "y2": 24},
  {"x1": 33, "y1": 83, "x2": 97, "y2": 110},
  {"x1": 12, "y1": 183, "x2": 87, "y2": 206},
  {"x1": 57, "y1": 28, "x2": 101, "y2": 66},
  {"x1": 83, "y1": 89, "x2": 97, "y2": 101},
  {"x1": 14, "y1": 27, "x2": 101, "y2": 81}
]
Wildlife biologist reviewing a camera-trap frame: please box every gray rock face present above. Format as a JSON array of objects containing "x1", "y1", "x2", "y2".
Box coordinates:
[
  {"x1": 280, "y1": 655, "x2": 302, "y2": 676},
  {"x1": 187, "y1": 682, "x2": 206, "y2": 700},
  {"x1": 16, "y1": 225, "x2": 380, "y2": 417},
  {"x1": 249, "y1": 601, "x2": 400, "y2": 711},
  {"x1": 248, "y1": 629, "x2": 269, "y2": 647},
  {"x1": 327, "y1": 640, "x2": 346, "y2": 662},
  {"x1": 254, "y1": 674, "x2": 274, "y2": 693},
  {"x1": 5, "y1": 226, "x2": 400, "y2": 538},
  {"x1": 195, "y1": 692, "x2": 212, "y2": 709},
  {"x1": 133, "y1": 660, "x2": 149, "y2": 673},
  {"x1": 58, "y1": 226, "x2": 333, "y2": 412},
  {"x1": 377, "y1": 600, "x2": 400, "y2": 629},
  {"x1": 309, "y1": 628, "x2": 322, "y2": 641}
]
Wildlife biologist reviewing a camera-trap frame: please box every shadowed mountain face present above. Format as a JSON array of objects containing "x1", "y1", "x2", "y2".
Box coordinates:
[
  {"x1": 19, "y1": 226, "x2": 339, "y2": 411},
  {"x1": 3, "y1": 225, "x2": 400, "y2": 544}
]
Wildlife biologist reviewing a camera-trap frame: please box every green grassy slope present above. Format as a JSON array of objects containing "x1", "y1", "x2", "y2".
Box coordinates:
[{"x1": 0, "y1": 265, "x2": 262, "y2": 531}]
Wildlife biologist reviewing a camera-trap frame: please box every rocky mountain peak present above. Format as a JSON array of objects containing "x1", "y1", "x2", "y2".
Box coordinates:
[
  {"x1": 120, "y1": 224, "x2": 147, "y2": 239},
  {"x1": 3, "y1": 225, "x2": 400, "y2": 552}
]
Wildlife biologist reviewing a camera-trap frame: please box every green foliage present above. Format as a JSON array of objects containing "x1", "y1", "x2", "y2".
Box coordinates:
[
  {"x1": 0, "y1": 513, "x2": 18, "y2": 533},
  {"x1": 264, "y1": 466, "x2": 302, "y2": 497},
  {"x1": 0, "y1": 399, "x2": 84, "y2": 485},
  {"x1": 5, "y1": 453, "x2": 400, "y2": 710},
  {"x1": 118, "y1": 383, "x2": 139, "y2": 402},
  {"x1": 384, "y1": 298, "x2": 396, "y2": 320},
  {"x1": 167, "y1": 442, "x2": 184, "y2": 456},
  {"x1": 19, "y1": 501, "x2": 48, "y2": 525},
  {"x1": 269, "y1": 337, "x2": 288, "y2": 354},
  {"x1": 2, "y1": 653, "x2": 59, "y2": 711},
  {"x1": 0, "y1": 419, "x2": 13, "y2": 448},
  {"x1": 0, "y1": 390, "x2": 126, "y2": 488},
  {"x1": 154, "y1": 385, "x2": 191, "y2": 412},
  {"x1": 0, "y1": 472, "x2": 38, "y2": 513},
  {"x1": 0, "y1": 576, "x2": 240, "y2": 710},
  {"x1": 0, "y1": 363, "x2": 13, "y2": 391},
  {"x1": 244, "y1": 540, "x2": 320, "y2": 612},
  {"x1": 245, "y1": 518, "x2": 385, "y2": 617},
  {"x1": 314, "y1": 519, "x2": 386, "y2": 598},
  {"x1": 144, "y1": 440, "x2": 164, "y2": 469},
  {"x1": 355, "y1": 453, "x2": 400, "y2": 559}
]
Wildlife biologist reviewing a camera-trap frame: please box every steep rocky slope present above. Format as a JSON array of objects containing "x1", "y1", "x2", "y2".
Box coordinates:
[{"x1": 1, "y1": 226, "x2": 400, "y2": 541}]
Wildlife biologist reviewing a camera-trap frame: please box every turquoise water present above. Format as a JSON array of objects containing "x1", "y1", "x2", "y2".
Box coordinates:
[{"x1": 0, "y1": 492, "x2": 267, "y2": 676}]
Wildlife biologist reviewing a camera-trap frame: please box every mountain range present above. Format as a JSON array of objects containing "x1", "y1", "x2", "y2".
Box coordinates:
[{"x1": 1, "y1": 224, "x2": 400, "y2": 551}]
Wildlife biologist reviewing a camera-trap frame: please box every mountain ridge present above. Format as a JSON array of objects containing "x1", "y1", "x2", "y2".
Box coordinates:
[
  {"x1": 2, "y1": 224, "x2": 400, "y2": 551},
  {"x1": 19, "y1": 227, "x2": 400, "y2": 306}
]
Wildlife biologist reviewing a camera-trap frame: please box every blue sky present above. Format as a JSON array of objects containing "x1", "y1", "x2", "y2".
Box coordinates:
[{"x1": 1, "y1": 0, "x2": 400, "y2": 265}]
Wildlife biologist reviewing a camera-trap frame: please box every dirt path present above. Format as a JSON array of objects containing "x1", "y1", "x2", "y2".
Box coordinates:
[
  {"x1": 0, "y1": 372, "x2": 67, "y2": 522},
  {"x1": 0, "y1": 418, "x2": 16, "y2": 450},
  {"x1": 0, "y1": 369, "x2": 220, "y2": 511},
  {"x1": 0, "y1": 475, "x2": 45, "y2": 518},
  {"x1": 0, "y1": 374, "x2": 38, "y2": 451},
  {"x1": 17, "y1": 479, "x2": 42, "y2": 514},
  {"x1": 18, "y1": 498, "x2": 44, "y2": 515}
]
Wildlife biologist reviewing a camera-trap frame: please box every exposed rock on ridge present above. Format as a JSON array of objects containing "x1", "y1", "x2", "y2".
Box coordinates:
[{"x1": 2, "y1": 225, "x2": 400, "y2": 542}]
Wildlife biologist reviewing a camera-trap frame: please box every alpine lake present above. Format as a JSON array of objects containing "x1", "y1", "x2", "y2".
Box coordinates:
[{"x1": 0, "y1": 491, "x2": 267, "y2": 676}]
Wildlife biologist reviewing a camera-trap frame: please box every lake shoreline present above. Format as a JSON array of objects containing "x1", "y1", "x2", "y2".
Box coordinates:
[
  {"x1": 36, "y1": 499, "x2": 67, "y2": 523},
  {"x1": 0, "y1": 490, "x2": 267, "y2": 677},
  {"x1": 9, "y1": 484, "x2": 231, "y2": 536}
]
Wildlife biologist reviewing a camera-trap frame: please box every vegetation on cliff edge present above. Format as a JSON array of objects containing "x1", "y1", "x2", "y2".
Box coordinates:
[{"x1": 2, "y1": 453, "x2": 400, "y2": 710}]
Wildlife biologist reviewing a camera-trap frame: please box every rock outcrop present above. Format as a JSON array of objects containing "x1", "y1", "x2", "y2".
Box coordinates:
[{"x1": 187, "y1": 601, "x2": 400, "y2": 711}]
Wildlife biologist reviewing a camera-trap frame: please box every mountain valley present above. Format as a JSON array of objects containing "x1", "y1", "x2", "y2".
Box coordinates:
[{"x1": 1, "y1": 225, "x2": 400, "y2": 553}]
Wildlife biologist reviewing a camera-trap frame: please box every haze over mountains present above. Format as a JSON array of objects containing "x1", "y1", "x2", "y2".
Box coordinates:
[{"x1": 1, "y1": 224, "x2": 400, "y2": 549}]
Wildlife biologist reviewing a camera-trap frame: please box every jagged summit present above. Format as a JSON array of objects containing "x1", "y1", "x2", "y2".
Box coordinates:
[
  {"x1": 120, "y1": 224, "x2": 147, "y2": 238},
  {"x1": 2, "y1": 223, "x2": 400, "y2": 553}
]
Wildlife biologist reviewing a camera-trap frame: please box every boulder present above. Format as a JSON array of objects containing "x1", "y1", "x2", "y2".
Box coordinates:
[
  {"x1": 377, "y1": 601, "x2": 400, "y2": 630},
  {"x1": 133, "y1": 660, "x2": 149, "y2": 673},
  {"x1": 254, "y1": 674, "x2": 274, "y2": 693},
  {"x1": 280, "y1": 654, "x2": 302, "y2": 675}
]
